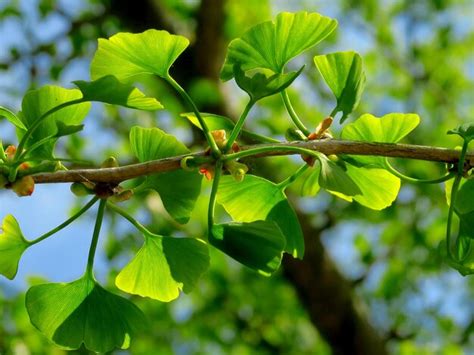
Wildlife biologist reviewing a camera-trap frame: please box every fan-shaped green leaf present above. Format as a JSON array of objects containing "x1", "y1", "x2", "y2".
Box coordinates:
[
  {"x1": 317, "y1": 154, "x2": 361, "y2": 196},
  {"x1": 0, "y1": 215, "x2": 29, "y2": 280},
  {"x1": 91, "y1": 30, "x2": 189, "y2": 81},
  {"x1": 25, "y1": 276, "x2": 146, "y2": 352},
  {"x1": 314, "y1": 51, "x2": 365, "y2": 122},
  {"x1": 217, "y1": 175, "x2": 304, "y2": 258},
  {"x1": 129, "y1": 126, "x2": 201, "y2": 223},
  {"x1": 210, "y1": 221, "x2": 285, "y2": 275},
  {"x1": 341, "y1": 113, "x2": 420, "y2": 167},
  {"x1": 0, "y1": 105, "x2": 26, "y2": 130},
  {"x1": 300, "y1": 164, "x2": 321, "y2": 196},
  {"x1": 234, "y1": 65, "x2": 304, "y2": 101},
  {"x1": 342, "y1": 165, "x2": 400, "y2": 210},
  {"x1": 73, "y1": 76, "x2": 163, "y2": 110},
  {"x1": 116, "y1": 232, "x2": 209, "y2": 302},
  {"x1": 220, "y1": 11, "x2": 337, "y2": 81},
  {"x1": 19, "y1": 85, "x2": 91, "y2": 158}
]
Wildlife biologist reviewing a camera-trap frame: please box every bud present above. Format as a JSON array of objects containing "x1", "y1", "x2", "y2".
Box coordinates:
[
  {"x1": 225, "y1": 160, "x2": 248, "y2": 182},
  {"x1": 301, "y1": 154, "x2": 315, "y2": 167},
  {"x1": 308, "y1": 117, "x2": 333, "y2": 140},
  {"x1": 109, "y1": 189, "x2": 134, "y2": 203},
  {"x1": 211, "y1": 130, "x2": 227, "y2": 149},
  {"x1": 5, "y1": 145, "x2": 16, "y2": 161},
  {"x1": 101, "y1": 156, "x2": 119, "y2": 168},
  {"x1": 11, "y1": 176, "x2": 34, "y2": 197},
  {"x1": 199, "y1": 164, "x2": 215, "y2": 181},
  {"x1": 328, "y1": 154, "x2": 339, "y2": 162},
  {"x1": 70, "y1": 182, "x2": 94, "y2": 196}
]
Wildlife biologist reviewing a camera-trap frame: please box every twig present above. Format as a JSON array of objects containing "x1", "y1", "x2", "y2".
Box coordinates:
[{"x1": 31, "y1": 139, "x2": 473, "y2": 184}]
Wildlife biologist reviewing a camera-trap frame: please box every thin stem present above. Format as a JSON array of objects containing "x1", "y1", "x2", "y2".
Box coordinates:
[
  {"x1": 208, "y1": 160, "x2": 223, "y2": 238},
  {"x1": 281, "y1": 90, "x2": 310, "y2": 136},
  {"x1": 85, "y1": 199, "x2": 106, "y2": 278},
  {"x1": 276, "y1": 164, "x2": 309, "y2": 191},
  {"x1": 225, "y1": 100, "x2": 254, "y2": 151},
  {"x1": 15, "y1": 99, "x2": 83, "y2": 162},
  {"x1": 107, "y1": 202, "x2": 150, "y2": 236},
  {"x1": 446, "y1": 174, "x2": 462, "y2": 260},
  {"x1": 384, "y1": 158, "x2": 455, "y2": 184},
  {"x1": 329, "y1": 107, "x2": 338, "y2": 118},
  {"x1": 29, "y1": 196, "x2": 99, "y2": 246},
  {"x1": 446, "y1": 140, "x2": 469, "y2": 260},
  {"x1": 166, "y1": 75, "x2": 221, "y2": 156},
  {"x1": 241, "y1": 130, "x2": 280, "y2": 143}
]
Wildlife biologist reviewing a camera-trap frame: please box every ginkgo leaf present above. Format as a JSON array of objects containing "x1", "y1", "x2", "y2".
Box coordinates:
[
  {"x1": 317, "y1": 154, "x2": 361, "y2": 196},
  {"x1": 210, "y1": 221, "x2": 285, "y2": 276},
  {"x1": 220, "y1": 11, "x2": 337, "y2": 81},
  {"x1": 18, "y1": 85, "x2": 91, "y2": 158},
  {"x1": 341, "y1": 113, "x2": 420, "y2": 167},
  {"x1": 340, "y1": 165, "x2": 400, "y2": 210},
  {"x1": 116, "y1": 232, "x2": 209, "y2": 302},
  {"x1": 0, "y1": 105, "x2": 27, "y2": 130},
  {"x1": 91, "y1": 29, "x2": 189, "y2": 81},
  {"x1": 0, "y1": 215, "x2": 29, "y2": 280},
  {"x1": 73, "y1": 76, "x2": 163, "y2": 110},
  {"x1": 217, "y1": 175, "x2": 304, "y2": 258},
  {"x1": 130, "y1": 126, "x2": 202, "y2": 223},
  {"x1": 233, "y1": 65, "x2": 304, "y2": 102},
  {"x1": 26, "y1": 276, "x2": 146, "y2": 352},
  {"x1": 314, "y1": 51, "x2": 365, "y2": 122}
]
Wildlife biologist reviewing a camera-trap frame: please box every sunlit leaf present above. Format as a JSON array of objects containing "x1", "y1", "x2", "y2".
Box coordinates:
[
  {"x1": 341, "y1": 113, "x2": 420, "y2": 167},
  {"x1": 116, "y1": 232, "x2": 209, "y2": 302},
  {"x1": 217, "y1": 175, "x2": 304, "y2": 258},
  {"x1": 26, "y1": 276, "x2": 146, "y2": 352},
  {"x1": 317, "y1": 154, "x2": 361, "y2": 196},
  {"x1": 91, "y1": 30, "x2": 189, "y2": 81},
  {"x1": 210, "y1": 221, "x2": 285, "y2": 275},
  {"x1": 19, "y1": 85, "x2": 91, "y2": 158},
  {"x1": 0, "y1": 215, "x2": 29, "y2": 280},
  {"x1": 0, "y1": 105, "x2": 27, "y2": 130},
  {"x1": 73, "y1": 76, "x2": 163, "y2": 110},
  {"x1": 314, "y1": 51, "x2": 365, "y2": 122},
  {"x1": 300, "y1": 164, "x2": 321, "y2": 196},
  {"x1": 234, "y1": 65, "x2": 304, "y2": 101},
  {"x1": 339, "y1": 165, "x2": 400, "y2": 210},
  {"x1": 221, "y1": 11, "x2": 337, "y2": 81},
  {"x1": 182, "y1": 112, "x2": 235, "y2": 134},
  {"x1": 130, "y1": 126, "x2": 202, "y2": 223}
]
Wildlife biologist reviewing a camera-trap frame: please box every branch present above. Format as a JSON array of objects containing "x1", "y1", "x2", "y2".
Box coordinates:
[{"x1": 31, "y1": 139, "x2": 474, "y2": 184}]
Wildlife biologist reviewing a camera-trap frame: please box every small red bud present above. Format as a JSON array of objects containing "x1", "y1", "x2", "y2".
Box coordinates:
[
  {"x1": 301, "y1": 154, "x2": 315, "y2": 166},
  {"x1": 199, "y1": 165, "x2": 215, "y2": 180}
]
